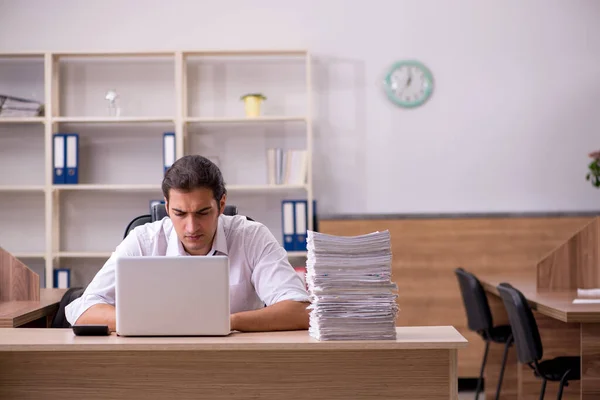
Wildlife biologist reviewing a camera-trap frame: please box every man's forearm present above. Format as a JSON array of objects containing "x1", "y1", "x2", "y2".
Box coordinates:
[
  {"x1": 74, "y1": 304, "x2": 116, "y2": 332},
  {"x1": 231, "y1": 300, "x2": 310, "y2": 332}
]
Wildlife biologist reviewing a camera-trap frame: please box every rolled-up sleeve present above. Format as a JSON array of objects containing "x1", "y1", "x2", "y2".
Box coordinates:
[
  {"x1": 65, "y1": 232, "x2": 143, "y2": 325},
  {"x1": 248, "y1": 224, "x2": 310, "y2": 306}
]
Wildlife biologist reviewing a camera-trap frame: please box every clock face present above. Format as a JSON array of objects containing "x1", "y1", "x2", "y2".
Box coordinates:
[{"x1": 384, "y1": 60, "x2": 434, "y2": 108}]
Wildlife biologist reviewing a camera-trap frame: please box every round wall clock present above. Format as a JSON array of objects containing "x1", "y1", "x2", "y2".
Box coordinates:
[{"x1": 383, "y1": 60, "x2": 434, "y2": 108}]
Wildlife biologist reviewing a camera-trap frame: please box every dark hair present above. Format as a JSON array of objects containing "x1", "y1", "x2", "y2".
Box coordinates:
[{"x1": 162, "y1": 155, "x2": 227, "y2": 203}]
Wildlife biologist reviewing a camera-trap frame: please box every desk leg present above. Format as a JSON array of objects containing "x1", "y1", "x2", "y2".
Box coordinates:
[
  {"x1": 486, "y1": 293, "x2": 519, "y2": 399},
  {"x1": 518, "y1": 312, "x2": 580, "y2": 400},
  {"x1": 450, "y1": 349, "x2": 458, "y2": 400},
  {"x1": 582, "y1": 323, "x2": 600, "y2": 399}
]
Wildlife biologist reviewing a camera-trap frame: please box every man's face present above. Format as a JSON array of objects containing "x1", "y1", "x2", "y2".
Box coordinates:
[{"x1": 165, "y1": 187, "x2": 226, "y2": 256}]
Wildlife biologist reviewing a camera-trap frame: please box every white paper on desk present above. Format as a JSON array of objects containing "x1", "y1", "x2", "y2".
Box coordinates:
[
  {"x1": 572, "y1": 298, "x2": 600, "y2": 304},
  {"x1": 577, "y1": 288, "x2": 600, "y2": 298}
]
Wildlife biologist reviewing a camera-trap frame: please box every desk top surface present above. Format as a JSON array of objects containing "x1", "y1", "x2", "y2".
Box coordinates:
[
  {"x1": 477, "y1": 273, "x2": 600, "y2": 323},
  {"x1": 0, "y1": 326, "x2": 468, "y2": 351},
  {"x1": 0, "y1": 288, "x2": 67, "y2": 328}
]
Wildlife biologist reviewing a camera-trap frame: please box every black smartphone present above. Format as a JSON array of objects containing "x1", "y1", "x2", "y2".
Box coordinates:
[{"x1": 72, "y1": 324, "x2": 110, "y2": 336}]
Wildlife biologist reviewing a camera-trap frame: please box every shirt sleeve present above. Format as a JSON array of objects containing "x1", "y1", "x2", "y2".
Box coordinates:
[
  {"x1": 246, "y1": 223, "x2": 310, "y2": 306},
  {"x1": 65, "y1": 231, "x2": 144, "y2": 325}
]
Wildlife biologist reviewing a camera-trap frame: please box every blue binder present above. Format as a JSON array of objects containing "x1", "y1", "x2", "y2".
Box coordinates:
[
  {"x1": 53, "y1": 268, "x2": 71, "y2": 289},
  {"x1": 52, "y1": 134, "x2": 66, "y2": 184},
  {"x1": 291, "y1": 199, "x2": 318, "y2": 251},
  {"x1": 293, "y1": 200, "x2": 308, "y2": 251},
  {"x1": 65, "y1": 133, "x2": 79, "y2": 184},
  {"x1": 163, "y1": 132, "x2": 175, "y2": 173},
  {"x1": 281, "y1": 200, "x2": 295, "y2": 251}
]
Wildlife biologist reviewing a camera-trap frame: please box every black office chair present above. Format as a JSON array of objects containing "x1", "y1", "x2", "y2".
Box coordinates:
[
  {"x1": 123, "y1": 203, "x2": 240, "y2": 239},
  {"x1": 454, "y1": 268, "x2": 513, "y2": 400},
  {"x1": 497, "y1": 283, "x2": 580, "y2": 400}
]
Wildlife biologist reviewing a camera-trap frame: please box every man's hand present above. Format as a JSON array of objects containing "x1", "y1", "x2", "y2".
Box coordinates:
[
  {"x1": 230, "y1": 300, "x2": 310, "y2": 332},
  {"x1": 74, "y1": 304, "x2": 116, "y2": 332}
]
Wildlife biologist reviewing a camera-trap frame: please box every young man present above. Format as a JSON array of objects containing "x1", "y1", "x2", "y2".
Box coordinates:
[{"x1": 65, "y1": 155, "x2": 310, "y2": 332}]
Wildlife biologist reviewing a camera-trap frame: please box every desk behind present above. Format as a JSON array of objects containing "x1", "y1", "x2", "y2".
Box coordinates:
[
  {"x1": 0, "y1": 288, "x2": 67, "y2": 328},
  {"x1": 478, "y1": 273, "x2": 600, "y2": 399},
  {"x1": 478, "y1": 273, "x2": 600, "y2": 323},
  {"x1": 0, "y1": 326, "x2": 467, "y2": 400}
]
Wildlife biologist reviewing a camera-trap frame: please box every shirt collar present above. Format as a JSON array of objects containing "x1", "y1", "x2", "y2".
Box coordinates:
[
  {"x1": 210, "y1": 215, "x2": 229, "y2": 256},
  {"x1": 166, "y1": 215, "x2": 228, "y2": 257}
]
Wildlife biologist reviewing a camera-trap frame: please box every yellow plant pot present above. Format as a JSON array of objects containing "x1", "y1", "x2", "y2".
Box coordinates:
[{"x1": 242, "y1": 94, "x2": 265, "y2": 117}]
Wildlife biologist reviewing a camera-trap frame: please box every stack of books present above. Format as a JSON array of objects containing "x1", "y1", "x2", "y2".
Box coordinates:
[
  {"x1": 0, "y1": 94, "x2": 44, "y2": 117},
  {"x1": 266, "y1": 148, "x2": 307, "y2": 185},
  {"x1": 306, "y1": 230, "x2": 398, "y2": 341}
]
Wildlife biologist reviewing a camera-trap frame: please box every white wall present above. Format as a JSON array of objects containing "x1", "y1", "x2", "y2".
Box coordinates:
[{"x1": 1, "y1": 0, "x2": 600, "y2": 215}]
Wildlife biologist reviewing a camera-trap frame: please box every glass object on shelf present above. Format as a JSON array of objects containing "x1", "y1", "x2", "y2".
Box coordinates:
[{"x1": 105, "y1": 89, "x2": 121, "y2": 117}]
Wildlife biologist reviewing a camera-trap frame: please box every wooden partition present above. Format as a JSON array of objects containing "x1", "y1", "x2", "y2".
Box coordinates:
[
  {"x1": 319, "y1": 215, "x2": 594, "y2": 377},
  {"x1": 0, "y1": 247, "x2": 39, "y2": 302},
  {"x1": 537, "y1": 216, "x2": 600, "y2": 290}
]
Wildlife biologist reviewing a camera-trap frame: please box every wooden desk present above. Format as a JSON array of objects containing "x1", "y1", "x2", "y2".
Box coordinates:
[
  {"x1": 478, "y1": 273, "x2": 600, "y2": 400},
  {"x1": 0, "y1": 326, "x2": 467, "y2": 400},
  {"x1": 0, "y1": 288, "x2": 67, "y2": 328}
]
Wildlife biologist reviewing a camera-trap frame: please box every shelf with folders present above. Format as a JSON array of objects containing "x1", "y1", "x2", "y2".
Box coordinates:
[{"x1": 0, "y1": 49, "x2": 314, "y2": 289}]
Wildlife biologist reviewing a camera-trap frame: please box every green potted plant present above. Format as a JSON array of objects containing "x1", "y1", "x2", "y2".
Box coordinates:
[{"x1": 586, "y1": 151, "x2": 600, "y2": 188}]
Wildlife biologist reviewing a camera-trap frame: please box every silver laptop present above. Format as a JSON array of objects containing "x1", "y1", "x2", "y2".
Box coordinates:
[{"x1": 115, "y1": 255, "x2": 231, "y2": 336}]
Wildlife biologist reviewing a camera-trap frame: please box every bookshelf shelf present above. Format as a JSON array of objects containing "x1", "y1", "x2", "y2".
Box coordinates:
[
  {"x1": 54, "y1": 252, "x2": 112, "y2": 259},
  {"x1": 52, "y1": 184, "x2": 162, "y2": 192},
  {"x1": 0, "y1": 185, "x2": 45, "y2": 192},
  {"x1": 185, "y1": 116, "x2": 306, "y2": 124},
  {"x1": 53, "y1": 117, "x2": 175, "y2": 124},
  {"x1": 14, "y1": 252, "x2": 46, "y2": 259},
  {"x1": 0, "y1": 117, "x2": 44, "y2": 124},
  {"x1": 227, "y1": 184, "x2": 307, "y2": 192},
  {"x1": 183, "y1": 49, "x2": 308, "y2": 57},
  {"x1": 1, "y1": 49, "x2": 313, "y2": 289}
]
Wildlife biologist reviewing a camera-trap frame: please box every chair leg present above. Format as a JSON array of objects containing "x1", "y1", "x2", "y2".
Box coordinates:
[
  {"x1": 555, "y1": 369, "x2": 571, "y2": 400},
  {"x1": 475, "y1": 341, "x2": 490, "y2": 400},
  {"x1": 494, "y1": 337, "x2": 512, "y2": 400},
  {"x1": 539, "y1": 378, "x2": 547, "y2": 400}
]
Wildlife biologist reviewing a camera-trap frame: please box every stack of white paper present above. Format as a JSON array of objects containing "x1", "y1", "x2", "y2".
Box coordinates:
[{"x1": 306, "y1": 230, "x2": 398, "y2": 341}]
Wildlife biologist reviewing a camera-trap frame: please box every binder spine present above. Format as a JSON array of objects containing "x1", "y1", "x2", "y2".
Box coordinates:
[
  {"x1": 294, "y1": 200, "x2": 308, "y2": 251},
  {"x1": 53, "y1": 268, "x2": 71, "y2": 289},
  {"x1": 53, "y1": 134, "x2": 66, "y2": 184},
  {"x1": 163, "y1": 132, "x2": 175, "y2": 174},
  {"x1": 65, "y1": 133, "x2": 79, "y2": 184},
  {"x1": 282, "y1": 200, "x2": 295, "y2": 251}
]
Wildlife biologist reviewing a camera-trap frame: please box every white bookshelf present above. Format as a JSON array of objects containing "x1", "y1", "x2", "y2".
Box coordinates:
[{"x1": 0, "y1": 50, "x2": 313, "y2": 288}]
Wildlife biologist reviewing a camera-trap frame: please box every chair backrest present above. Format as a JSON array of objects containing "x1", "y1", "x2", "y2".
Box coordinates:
[
  {"x1": 454, "y1": 267, "x2": 494, "y2": 334},
  {"x1": 123, "y1": 214, "x2": 152, "y2": 239},
  {"x1": 150, "y1": 203, "x2": 239, "y2": 219},
  {"x1": 497, "y1": 283, "x2": 543, "y2": 364},
  {"x1": 124, "y1": 203, "x2": 241, "y2": 239}
]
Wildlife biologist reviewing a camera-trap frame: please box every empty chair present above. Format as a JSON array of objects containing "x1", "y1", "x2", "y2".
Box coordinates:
[
  {"x1": 454, "y1": 268, "x2": 513, "y2": 400},
  {"x1": 497, "y1": 283, "x2": 580, "y2": 400}
]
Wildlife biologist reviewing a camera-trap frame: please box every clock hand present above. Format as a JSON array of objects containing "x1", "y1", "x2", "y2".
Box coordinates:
[{"x1": 406, "y1": 69, "x2": 412, "y2": 89}]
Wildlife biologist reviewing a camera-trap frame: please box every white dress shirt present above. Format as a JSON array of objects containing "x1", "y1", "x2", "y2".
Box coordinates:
[{"x1": 65, "y1": 214, "x2": 309, "y2": 325}]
